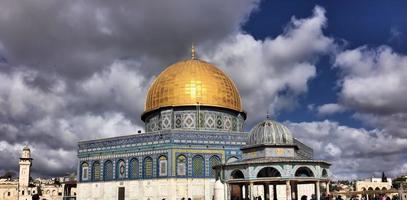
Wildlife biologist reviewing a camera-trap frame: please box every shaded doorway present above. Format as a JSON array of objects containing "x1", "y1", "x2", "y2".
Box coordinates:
[{"x1": 118, "y1": 187, "x2": 125, "y2": 200}]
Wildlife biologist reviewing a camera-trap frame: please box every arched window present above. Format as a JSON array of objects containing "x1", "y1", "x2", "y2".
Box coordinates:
[
  {"x1": 92, "y1": 161, "x2": 101, "y2": 181},
  {"x1": 158, "y1": 156, "x2": 168, "y2": 176},
  {"x1": 177, "y1": 155, "x2": 187, "y2": 176},
  {"x1": 129, "y1": 158, "x2": 139, "y2": 179},
  {"x1": 368, "y1": 187, "x2": 373, "y2": 191},
  {"x1": 81, "y1": 162, "x2": 89, "y2": 181},
  {"x1": 295, "y1": 167, "x2": 314, "y2": 177},
  {"x1": 257, "y1": 167, "x2": 281, "y2": 178},
  {"x1": 116, "y1": 159, "x2": 126, "y2": 179},
  {"x1": 144, "y1": 157, "x2": 153, "y2": 178},
  {"x1": 375, "y1": 187, "x2": 380, "y2": 191},
  {"x1": 382, "y1": 187, "x2": 387, "y2": 190},
  {"x1": 209, "y1": 155, "x2": 221, "y2": 177},
  {"x1": 104, "y1": 160, "x2": 113, "y2": 180},
  {"x1": 192, "y1": 155, "x2": 205, "y2": 177},
  {"x1": 231, "y1": 170, "x2": 244, "y2": 179}
]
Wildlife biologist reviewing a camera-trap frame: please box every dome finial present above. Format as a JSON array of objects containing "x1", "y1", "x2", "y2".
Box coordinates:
[
  {"x1": 266, "y1": 111, "x2": 270, "y2": 119},
  {"x1": 191, "y1": 43, "x2": 196, "y2": 60}
]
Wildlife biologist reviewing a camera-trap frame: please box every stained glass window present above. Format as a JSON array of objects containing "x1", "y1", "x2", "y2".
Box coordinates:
[
  {"x1": 158, "y1": 156, "x2": 167, "y2": 176},
  {"x1": 144, "y1": 157, "x2": 153, "y2": 178},
  {"x1": 81, "y1": 162, "x2": 89, "y2": 181},
  {"x1": 209, "y1": 156, "x2": 221, "y2": 177},
  {"x1": 129, "y1": 158, "x2": 139, "y2": 179},
  {"x1": 104, "y1": 160, "x2": 113, "y2": 180},
  {"x1": 177, "y1": 155, "x2": 187, "y2": 176},
  {"x1": 192, "y1": 155, "x2": 204, "y2": 177},
  {"x1": 92, "y1": 161, "x2": 101, "y2": 181},
  {"x1": 117, "y1": 160, "x2": 126, "y2": 179}
]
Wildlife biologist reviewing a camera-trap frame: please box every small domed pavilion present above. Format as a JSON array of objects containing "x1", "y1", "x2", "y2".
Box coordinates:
[{"x1": 214, "y1": 117, "x2": 331, "y2": 200}]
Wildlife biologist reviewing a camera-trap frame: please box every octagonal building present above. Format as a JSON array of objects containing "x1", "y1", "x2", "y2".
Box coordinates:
[{"x1": 77, "y1": 47, "x2": 330, "y2": 200}]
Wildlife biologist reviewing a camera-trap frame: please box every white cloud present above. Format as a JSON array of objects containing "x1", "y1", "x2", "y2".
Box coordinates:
[
  {"x1": 335, "y1": 46, "x2": 407, "y2": 114},
  {"x1": 286, "y1": 120, "x2": 407, "y2": 179},
  {"x1": 203, "y1": 6, "x2": 334, "y2": 123},
  {"x1": 78, "y1": 60, "x2": 150, "y2": 117},
  {"x1": 315, "y1": 103, "x2": 346, "y2": 116},
  {"x1": 0, "y1": 61, "x2": 145, "y2": 176}
]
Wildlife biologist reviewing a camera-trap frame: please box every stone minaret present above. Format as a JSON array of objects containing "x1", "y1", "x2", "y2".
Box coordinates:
[{"x1": 19, "y1": 146, "x2": 32, "y2": 187}]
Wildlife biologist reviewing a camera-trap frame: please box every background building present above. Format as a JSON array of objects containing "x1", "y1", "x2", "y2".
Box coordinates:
[{"x1": 0, "y1": 146, "x2": 77, "y2": 200}]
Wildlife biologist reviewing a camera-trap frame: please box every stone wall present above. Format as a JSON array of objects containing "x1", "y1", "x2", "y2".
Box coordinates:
[{"x1": 77, "y1": 178, "x2": 216, "y2": 200}]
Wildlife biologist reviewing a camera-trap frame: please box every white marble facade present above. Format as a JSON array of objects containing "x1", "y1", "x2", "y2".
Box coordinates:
[{"x1": 78, "y1": 178, "x2": 217, "y2": 200}]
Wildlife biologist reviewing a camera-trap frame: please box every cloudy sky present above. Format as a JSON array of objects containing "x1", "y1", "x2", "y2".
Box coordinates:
[{"x1": 0, "y1": 0, "x2": 406, "y2": 180}]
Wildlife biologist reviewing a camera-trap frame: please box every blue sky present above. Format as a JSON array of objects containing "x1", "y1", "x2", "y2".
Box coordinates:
[
  {"x1": 242, "y1": 0, "x2": 407, "y2": 128},
  {"x1": 0, "y1": 0, "x2": 406, "y2": 179}
]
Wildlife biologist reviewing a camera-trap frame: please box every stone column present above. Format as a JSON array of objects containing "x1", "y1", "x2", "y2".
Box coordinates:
[
  {"x1": 249, "y1": 182, "x2": 254, "y2": 200},
  {"x1": 316, "y1": 181, "x2": 320, "y2": 200},
  {"x1": 227, "y1": 184, "x2": 231, "y2": 200},
  {"x1": 286, "y1": 181, "x2": 292, "y2": 200},
  {"x1": 326, "y1": 181, "x2": 330, "y2": 195}
]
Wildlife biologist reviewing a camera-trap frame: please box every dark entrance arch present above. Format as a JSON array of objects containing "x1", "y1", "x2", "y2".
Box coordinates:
[
  {"x1": 257, "y1": 167, "x2": 281, "y2": 178},
  {"x1": 295, "y1": 167, "x2": 314, "y2": 177},
  {"x1": 231, "y1": 170, "x2": 244, "y2": 179}
]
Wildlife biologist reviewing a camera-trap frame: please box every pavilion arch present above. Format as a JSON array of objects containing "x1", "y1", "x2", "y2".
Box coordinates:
[
  {"x1": 227, "y1": 157, "x2": 239, "y2": 163},
  {"x1": 375, "y1": 187, "x2": 380, "y2": 190},
  {"x1": 230, "y1": 169, "x2": 245, "y2": 179},
  {"x1": 321, "y1": 169, "x2": 328, "y2": 178},
  {"x1": 382, "y1": 187, "x2": 387, "y2": 190},
  {"x1": 295, "y1": 166, "x2": 314, "y2": 177},
  {"x1": 257, "y1": 167, "x2": 282, "y2": 178},
  {"x1": 368, "y1": 187, "x2": 373, "y2": 191},
  {"x1": 361, "y1": 187, "x2": 367, "y2": 191}
]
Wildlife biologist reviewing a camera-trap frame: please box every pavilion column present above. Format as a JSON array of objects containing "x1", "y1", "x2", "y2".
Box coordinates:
[
  {"x1": 249, "y1": 182, "x2": 254, "y2": 200},
  {"x1": 286, "y1": 181, "x2": 292, "y2": 200},
  {"x1": 326, "y1": 181, "x2": 330, "y2": 195},
  {"x1": 316, "y1": 181, "x2": 320, "y2": 200},
  {"x1": 241, "y1": 185, "x2": 244, "y2": 200},
  {"x1": 245, "y1": 184, "x2": 249, "y2": 200},
  {"x1": 227, "y1": 184, "x2": 232, "y2": 200}
]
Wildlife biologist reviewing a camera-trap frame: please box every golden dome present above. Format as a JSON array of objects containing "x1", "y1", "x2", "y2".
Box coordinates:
[{"x1": 144, "y1": 59, "x2": 243, "y2": 113}]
